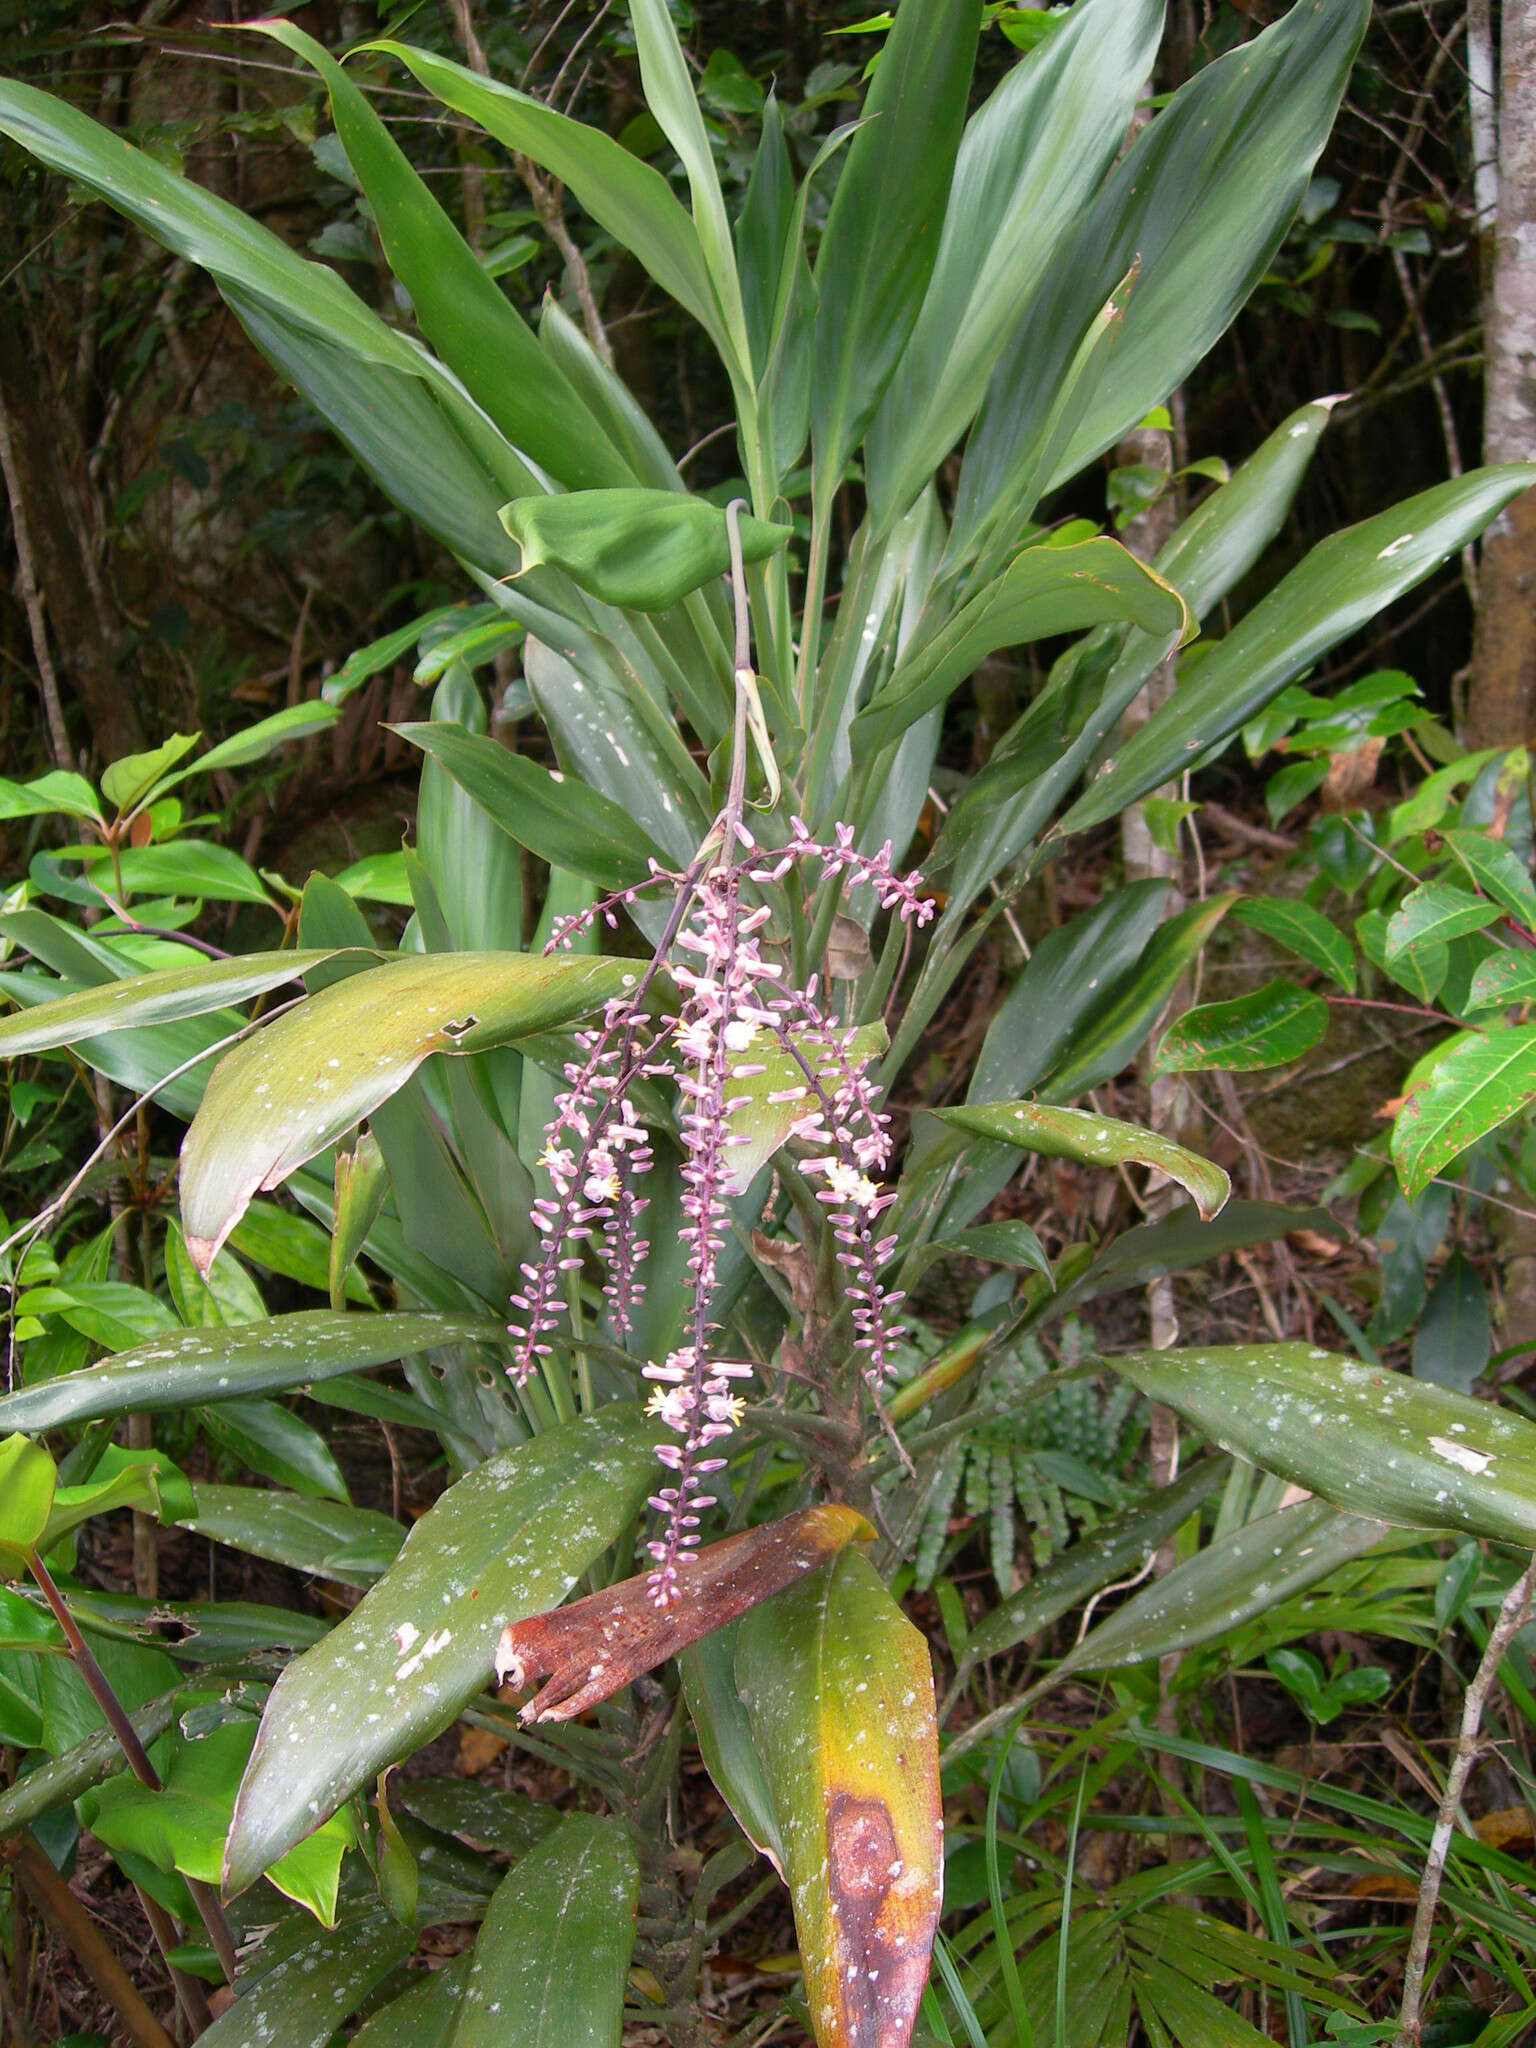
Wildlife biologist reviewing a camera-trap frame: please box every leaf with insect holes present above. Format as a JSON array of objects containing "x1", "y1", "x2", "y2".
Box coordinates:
[
  {"x1": 497, "y1": 1505, "x2": 873, "y2": 1723},
  {"x1": 179, "y1": 951, "x2": 631, "y2": 1270},
  {"x1": 736, "y1": 1550, "x2": 941, "y2": 2048},
  {"x1": 1392, "y1": 1023, "x2": 1536, "y2": 1198},
  {"x1": 1153, "y1": 979, "x2": 1328, "y2": 1074},
  {"x1": 935, "y1": 1099, "x2": 1229, "y2": 1220}
]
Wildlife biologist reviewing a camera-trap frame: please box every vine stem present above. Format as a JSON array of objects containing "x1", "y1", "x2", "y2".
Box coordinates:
[
  {"x1": 29, "y1": 1552, "x2": 239, "y2": 1988},
  {"x1": 1395, "y1": 1552, "x2": 1536, "y2": 2046}
]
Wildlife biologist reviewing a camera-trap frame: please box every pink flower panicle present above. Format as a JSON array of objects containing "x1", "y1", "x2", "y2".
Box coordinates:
[{"x1": 508, "y1": 824, "x2": 932, "y2": 1606}]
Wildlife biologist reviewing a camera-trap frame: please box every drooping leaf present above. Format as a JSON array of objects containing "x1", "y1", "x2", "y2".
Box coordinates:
[
  {"x1": 396, "y1": 721, "x2": 665, "y2": 891},
  {"x1": 1152, "y1": 980, "x2": 1328, "y2": 1074},
  {"x1": 1412, "y1": 1252, "x2": 1491, "y2": 1394},
  {"x1": 198, "y1": 1397, "x2": 351, "y2": 1502},
  {"x1": 179, "y1": 951, "x2": 631, "y2": 1269},
  {"x1": 497, "y1": 1505, "x2": 873, "y2": 1723},
  {"x1": 223, "y1": 1408, "x2": 659, "y2": 1893},
  {"x1": 680, "y1": 1620, "x2": 785, "y2": 1870},
  {"x1": 177, "y1": 1484, "x2": 405, "y2": 1587},
  {"x1": 500, "y1": 490, "x2": 789, "y2": 612},
  {"x1": 1112, "y1": 1341, "x2": 1536, "y2": 1547},
  {"x1": 1465, "y1": 950, "x2": 1536, "y2": 1013},
  {"x1": 1059, "y1": 466, "x2": 1536, "y2": 835},
  {"x1": 197, "y1": 1906, "x2": 413, "y2": 2048},
  {"x1": 0, "y1": 1435, "x2": 55, "y2": 1575},
  {"x1": 1442, "y1": 827, "x2": 1536, "y2": 934},
  {"x1": 736, "y1": 1550, "x2": 941, "y2": 2048},
  {"x1": 0, "y1": 1687, "x2": 183, "y2": 1841},
  {"x1": 935, "y1": 1100, "x2": 1229, "y2": 1220},
  {"x1": 0, "y1": 1311, "x2": 492, "y2": 1431},
  {"x1": 1231, "y1": 897, "x2": 1356, "y2": 992},
  {"x1": 1392, "y1": 1024, "x2": 1536, "y2": 1199}
]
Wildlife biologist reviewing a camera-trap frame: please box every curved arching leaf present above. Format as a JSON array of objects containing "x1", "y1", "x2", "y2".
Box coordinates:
[{"x1": 936, "y1": 1099, "x2": 1230, "y2": 1220}]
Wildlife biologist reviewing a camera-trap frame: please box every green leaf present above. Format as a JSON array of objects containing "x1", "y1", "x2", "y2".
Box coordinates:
[
  {"x1": 199, "y1": 1398, "x2": 351, "y2": 1502},
  {"x1": 0, "y1": 1311, "x2": 490, "y2": 1432},
  {"x1": 1466, "y1": 950, "x2": 1536, "y2": 1012},
  {"x1": 197, "y1": 1906, "x2": 413, "y2": 2048},
  {"x1": 864, "y1": 0, "x2": 1162, "y2": 531},
  {"x1": 680, "y1": 1620, "x2": 785, "y2": 1870},
  {"x1": 737, "y1": 1551, "x2": 942, "y2": 2048},
  {"x1": 1385, "y1": 882, "x2": 1502, "y2": 959},
  {"x1": 0, "y1": 1687, "x2": 184, "y2": 1840},
  {"x1": 857, "y1": 537, "x2": 1188, "y2": 750},
  {"x1": 1054, "y1": 1201, "x2": 1339, "y2": 1315},
  {"x1": 1111, "y1": 1341, "x2": 1536, "y2": 1548},
  {"x1": 0, "y1": 949, "x2": 365, "y2": 1058},
  {"x1": 959, "y1": 0, "x2": 1369, "y2": 537},
  {"x1": 500, "y1": 489, "x2": 789, "y2": 613},
  {"x1": 1231, "y1": 897, "x2": 1356, "y2": 992},
  {"x1": 70, "y1": 841, "x2": 275, "y2": 908},
  {"x1": 1412, "y1": 1252, "x2": 1490, "y2": 1394},
  {"x1": 329, "y1": 1135, "x2": 389, "y2": 1313},
  {"x1": 223, "y1": 1407, "x2": 659, "y2": 1893},
  {"x1": 721, "y1": 1021, "x2": 887, "y2": 1195},
  {"x1": 1392, "y1": 1024, "x2": 1536, "y2": 1198},
  {"x1": 1153, "y1": 980, "x2": 1328, "y2": 1074},
  {"x1": 1059, "y1": 465, "x2": 1536, "y2": 836},
  {"x1": 935, "y1": 1099, "x2": 1229, "y2": 1220},
  {"x1": 350, "y1": 1956, "x2": 474, "y2": 2048},
  {"x1": 183, "y1": 703, "x2": 342, "y2": 777},
  {"x1": 43, "y1": 1445, "x2": 196, "y2": 1550},
  {"x1": 396, "y1": 722, "x2": 665, "y2": 892},
  {"x1": 100, "y1": 733, "x2": 200, "y2": 814},
  {"x1": 0, "y1": 768, "x2": 103, "y2": 823},
  {"x1": 253, "y1": 21, "x2": 632, "y2": 495},
  {"x1": 179, "y1": 951, "x2": 631, "y2": 1269},
  {"x1": 0, "y1": 1434, "x2": 55, "y2": 1574},
  {"x1": 367, "y1": 43, "x2": 735, "y2": 369},
  {"x1": 958, "y1": 1459, "x2": 1227, "y2": 1670},
  {"x1": 446, "y1": 1815, "x2": 638, "y2": 2048},
  {"x1": 394, "y1": 1781, "x2": 559, "y2": 1861},
  {"x1": 178, "y1": 1484, "x2": 404, "y2": 1587},
  {"x1": 1442, "y1": 827, "x2": 1536, "y2": 934},
  {"x1": 1058, "y1": 1499, "x2": 1387, "y2": 1679},
  {"x1": 1357, "y1": 906, "x2": 1446, "y2": 1004}
]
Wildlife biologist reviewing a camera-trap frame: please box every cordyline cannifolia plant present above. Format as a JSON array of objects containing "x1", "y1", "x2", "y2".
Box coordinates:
[{"x1": 2, "y1": 2, "x2": 1536, "y2": 2044}]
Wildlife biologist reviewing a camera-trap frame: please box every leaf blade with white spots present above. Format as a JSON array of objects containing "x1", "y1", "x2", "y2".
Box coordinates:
[{"x1": 935, "y1": 1099, "x2": 1230, "y2": 1220}]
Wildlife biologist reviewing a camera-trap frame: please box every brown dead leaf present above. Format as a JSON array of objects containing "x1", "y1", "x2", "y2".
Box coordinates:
[
  {"x1": 1349, "y1": 1872, "x2": 1418, "y2": 1900},
  {"x1": 1475, "y1": 1805, "x2": 1535, "y2": 1851},
  {"x1": 1321, "y1": 736, "x2": 1385, "y2": 811},
  {"x1": 455, "y1": 1724, "x2": 509, "y2": 1775},
  {"x1": 1287, "y1": 1227, "x2": 1343, "y2": 1260}
]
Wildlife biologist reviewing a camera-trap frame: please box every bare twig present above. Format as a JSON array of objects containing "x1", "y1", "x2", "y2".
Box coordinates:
[
  {"x1": 0, "y1": 394, "x2": 72, "y2": 765},
  {"x1": 3, "y1": 1832, "x2": 177, "y2": 2048},
  {"x1": 1395, "y1": 1552, "x2": 1536, "y2": 2047}
]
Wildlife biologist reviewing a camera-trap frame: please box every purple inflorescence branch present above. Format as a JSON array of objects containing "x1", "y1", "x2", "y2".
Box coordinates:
[{"x1": 508, "y1": 820, "x2": 932, "y2": 1604}]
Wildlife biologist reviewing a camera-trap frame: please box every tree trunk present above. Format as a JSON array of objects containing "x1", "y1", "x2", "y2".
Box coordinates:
[
  {"x1": 0, "y1": 295, "x2": 144, "y2": 762},
  {"x1": 1466, "y1": 0, "x2": 1536, "y2": 748}
]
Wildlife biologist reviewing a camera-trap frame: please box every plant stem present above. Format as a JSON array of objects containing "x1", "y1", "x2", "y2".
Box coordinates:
[
  {"x1": 28, "y1": 1553, "x2": 239, "y2": 1986},
  {"x1": 3, "y1": 1830, "x2": 177, "y2": 2048},
  {"x1": 1395, "y1": 1551, "x2": 1536, "y2": 2046}
]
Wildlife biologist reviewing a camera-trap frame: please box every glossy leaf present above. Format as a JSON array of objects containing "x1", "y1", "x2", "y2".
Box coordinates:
[
  {"x1": 736, "y1": 1550, "x2": 941, "y2": 2048},
  {"x1": 0, "y1": 948, "x2": 363, "y2": 1057},
  {"x1": 935, "y1": 1100, "x2": 1229, "y2": 1220},
  {"x1": 198, "y1": 1907, "x2": 413, "y2": 2048},
  {"x1": 198, "y1": 1397, "x2": 350, "y2": 1501},
  {"x1": 721, "y1": 1021, "x2": 886, "y2": 1195},
  {"x1": 350, "y1": 1956, "x2": 473, "y2": 2048},
  {"x1": 177, "y1": 1484, "x2": 404, "y2": 1587},
  {"x1": 1153, "y1": 980, "x2": 1328, "y2": 1074},
  {"x1": 396, "y1": 721, "x2": 664, "y2": 892},
  {"x1": 1467, "y1": 950, "x2": 1536, "y2": 1011},
  {"x1": 1060, "y1": 465, "x2": 1536, "y2": 835},
  {"x1": 179, "y1": 951, "x2": 630, "y2": 1269},
  {"x1": 1112, "y1": 1341, "x2": 1536, "y2": 1547},
  {"x1": 224, "y1": 1408, "x2": 658, "y2": 1892},
  {"x1": 500, "y1": 489, "x2": 789, "y2": 613},
  {"x1": 1392, "y1": 1024, "x2": 1536, "y2": 1198},
  {"x1": 447, "y1": 1815, "x2": 638, "y2": 2048},
  {"x1": 1057, "y1": 1201, "x2": 1340, "y2": 1315},
  {"x1": 71, "y1": 840, "x2": 274, "y2": 907},
  {"x1": 1358, "y1": 906, "x2": 1447, "y2": 1005},
  {"x1": 811, "y1": 0, "x2": 979, "y2": 488},
  {"x1": 0, "y1": 767, "x2": 102, "y2": 823},
  {"x1": 1443, "y1": 827, "x2": 1536, "y2": 932},
  {"x1": 1231, "y1": 897, "x2": 1356, "y2": 992},
  {"x1": 1386, "y1": 882, "x2": 1501, "y2": 958},
  {"x1": 1058, "y1": 1499, "x2": 1387, "y2": 1679},
  {"x1": 0, "y1": 1688, "x2": 183, "y2": 1841},
  {"x1": 864, "y1": 0, "x2": 1162, "y2": 530},
  {"x1": 0, "y1": 1311, "x2": 488, "y2": 1431},
  {"x1": 395, "y1": 1781, "x2": 558, "y2": 1861},
  {"x1": 1412, "y1": 1252, "x2": 1491, "y2": 1393},
  {"x1": 100, "y1": 733, "x2": 200, "y2": 813},
  {"x1": 856, "y1": 538, "x2": 1188, "y2": 750},
  {"x1": 0, "y1": 1435, "x2": 55, "y2": 1573},
  {"x1": 186, "y1": 702, "x2": 341, "y2": 776},
  {"x1": 959, "y1": 1459, "x2": 1228, "y2": 1671},
  {"x1": 680, "y1": 1620, "x2": 785, "y2": 1870}
]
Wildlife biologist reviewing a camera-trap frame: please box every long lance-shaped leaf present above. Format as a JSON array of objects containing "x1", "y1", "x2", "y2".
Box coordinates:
[
  {"x1": 736, "y1": 1551, "x2": 941, "y2": 2048},
  {"x1": 0, "y1": 1311, "x2": 497, "y2": 1432},
  {"x1": 395, "y1": 722, "x2": 665, "y2": 892},
  {"x1": 367, "y1": 42, "x2": 738, "y2": 377},
  {"x1": 1392, "y1": 1024, "x2": 1536, "y2": 1199},
  {"x1": 0, "y1": 948, "x2": 370, "y2": 1057},
  {"x1": 448, "y1": 1816, "x2": 638, "y2": 2048},
  {"x1": 224, "y1": 1407, "x2": 659, "y2": 1892},
  {"x1": 176, "y1": 1485, "x2": 404, "y2": 1588},
  {"x1": 253, "y1": 21, "x2": 632, "y2": 493},
  {"x1": 864, "y1": 0, "x2": 1161, "y2": 533},
  {"x1": 955, "y1": 0, "x2": 1368, "y2": 547},
  {"x1": 934, "y1": 1101, "x2": 1230, "y2": 1222},
  {"x1": 179, "y1": 951, "x2": 631, "y2": 1270},
  {"x1": 1058, "y1": 464, "x2": 1536, "y2": 836},
  {"x1": 198, "y1": 1906, "x2": 414, "y2": 2048},
  {"x1": 810, "y1": 0, "x2": 980, "y2": 495},
  {"x1": 1111, "y1": 1342, "x2": 1536, "y2": 1547},
  {"x1": 855, "y1": 537, "x2": 1189, "y2": 752}
]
